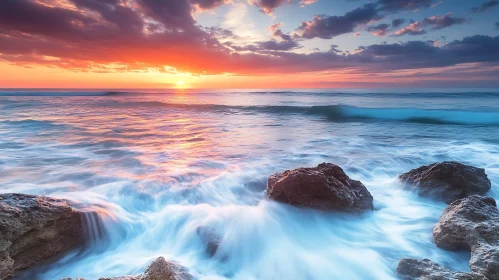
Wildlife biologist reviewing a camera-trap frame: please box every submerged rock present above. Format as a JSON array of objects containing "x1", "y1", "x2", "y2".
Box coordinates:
[
  {"x1": 0, "y1": 193, "x2": 89, "y2": 280},
  {"x1": 196, "y1": 226, "x2": 221, "y2": 257},
  {"x1": 399, "y1": 161, "x2": 491, "y2": 203},
  {"x1": 396, "y1": 258, "x2": 487, "y2": 280},
  {"x1": 99, "y1": 257, "x2": 193, "y2": 280},
  {"x1": 267, "y1": 163, "x2": 373, "y2": 212},
  {"x1": 433, "y1": 195, "x2": 499, "y2": 279}
]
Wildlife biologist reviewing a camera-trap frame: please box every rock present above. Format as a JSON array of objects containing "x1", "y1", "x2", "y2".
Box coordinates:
[
  {"x1": 0, "y1": 193, "x2": 89, "y2": 280},
  {"x1": 433, "y1": 195, "x2": 499, "y2": 279},
  {"x1": 99, "y1": 257, "x2": 193, "y2": 280},
  {"x1": 195, "y1": 226, "x2": 221, "y2": 257},
  {"x1": 399, "y1": 161, "x2": 491, "y2": 203},
  {"x1": 267, "y1": 163, "x2": 373, "y2": 212},
  {"x1": 396, "y1": 258, "x2": 487, "y2": 280}
]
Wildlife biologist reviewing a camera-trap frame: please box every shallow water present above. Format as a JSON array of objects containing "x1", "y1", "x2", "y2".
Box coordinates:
[{"x1": 1, "y1": 89, "x2": 498, "y2": 280}]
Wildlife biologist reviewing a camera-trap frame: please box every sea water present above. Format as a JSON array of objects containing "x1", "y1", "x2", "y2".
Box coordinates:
[{"x1": 0, "y1": 89, "x2": 498, "y2": 280}]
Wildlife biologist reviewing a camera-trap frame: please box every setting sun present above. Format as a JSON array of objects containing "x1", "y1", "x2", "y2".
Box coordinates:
[{"x1": 175, "y1": 80, "x2": 188, "y2": 89}]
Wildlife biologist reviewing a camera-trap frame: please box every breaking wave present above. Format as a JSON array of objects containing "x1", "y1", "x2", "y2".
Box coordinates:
[{"x1": 114, "y1": 102, "x2": 499, "y2": 126}]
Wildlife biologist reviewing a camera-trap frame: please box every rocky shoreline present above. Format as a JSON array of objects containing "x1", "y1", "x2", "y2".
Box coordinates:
[
  {"x1": 0, "y1": 194, "x2": 91, "y2": 279},
  {"x1": 0, "y1": 161, "x2": 496, "y2": 279}
]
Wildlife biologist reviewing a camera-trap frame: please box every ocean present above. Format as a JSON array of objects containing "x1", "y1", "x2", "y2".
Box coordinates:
[{"x1": 1, "y1": 89, "x2": 498, "y2": 279}]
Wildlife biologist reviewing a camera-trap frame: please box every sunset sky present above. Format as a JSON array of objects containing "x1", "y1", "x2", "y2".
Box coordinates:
[{"x1": 1, "y1": 0, "x2": 498, "y2": 88}]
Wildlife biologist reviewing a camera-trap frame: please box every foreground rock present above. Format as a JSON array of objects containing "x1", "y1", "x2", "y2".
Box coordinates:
[
  {"x1": 397, "y1": 258, "x2": 487, "y2": 280},
  {"x1": 0, "y1": 193, "x2": 88, "y2": 280},
  {"x1": 267, "y1": 163, "x2": 373, "y2": 212},
  {"x1": 433, "y1": 195, "x2": 499, "y2": 279},
  {"x1": 399, "y1": 161, "x2": 491, "y2": 203},
  {"x1": 99, "y1": 257, "x2": 193, "y2": 280}
]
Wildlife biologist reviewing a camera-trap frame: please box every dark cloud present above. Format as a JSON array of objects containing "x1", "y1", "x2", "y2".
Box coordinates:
[
  {"x1": 366, "y1": 23, "x2": 390, "y2": 36},
  {"x1": 376, "y1": 0, "x2": 435, "y2": 12},
  {"x1": 472, "y1": 0, "x2": 498, "y2": 13},
  {"x1": 496, "y1": 21, "x2": 499, "y2": 29},
  {"x1": 205, "y1": 27, "x2": 235, "y2": 39},
  {"x1": 137, "y1": 0, "x2": 195, "y2": 30},
  {"x1": 231, "y1": 35, "x2": 499, "y2": 75},
  {"x1": 296, "y1": 4, "x2": 381, "y2": 39},
  {"x1": 71, "y1": 0, "x2": 144, "y2": 32},
  {"x1": 392, "y1": 13, "x2": 465, "y2": 37},
  {"x1": 0, "y1": 0, "x2": 96, "y2": 39},
  {"x1": 392, "y1": 18, "x2": 406, "y2": 28},
  {"x1": 191, "y1": 0, "x2": 229, "y2": 10},
  {"x1": 249, "y1": 0, "x2": 290, "y2": 15},
  {"x1": 349, "y1": 35, "x2": 499, "y2": 71},
  {"x1": 236, "y1": 39, "x2": 300, "y2": 52},
  {"x1": 422, "y1": 13, "x2": 466, "y2": 29},
  {"x1": 0, "y1": 0, "x2": 230, "y2": 74}
]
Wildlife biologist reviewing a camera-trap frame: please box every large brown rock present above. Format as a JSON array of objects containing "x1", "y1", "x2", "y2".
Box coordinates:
[
  {"x1": 0, "y1": 193, "x2": 91, "y2": 280},
  {"x1": 267, "y1": 163, "x2": 373, "y2": 212},
  {"x1": 433, "y1": 195, "x2": 499, "y2": 279},
  {"x1": 396, "y1": 258, "x2": 487, "y2": 280},
  {"x1": 98, "y1": 257, "x2": 193, "y2": 280},
  {"x1": 399, "y1": 161, "x2": 491, "y2": 203}
]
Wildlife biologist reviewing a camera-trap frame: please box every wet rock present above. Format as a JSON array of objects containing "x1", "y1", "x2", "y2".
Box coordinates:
[
  {"x1": 0, "y1": 193, "x2": 88, "y2": 280},
  {"x1": 195, "y1": 227, "x2": 221, "y2": 257},
  {"x1": 433, "y1": 195, "x2": 499, "y2": 279},
  {"x1": 99, "y1": 257, "x2": 193, "y2": 280},
  {"x1": 267, "y1": 163, "x2": 373, "y2": 212},
  {"x1": 396, "y1": 258, "x2": 487, "y2": 280},
  {"x1": 399, "y1": 161, "x2": 491, "y2": 203}
]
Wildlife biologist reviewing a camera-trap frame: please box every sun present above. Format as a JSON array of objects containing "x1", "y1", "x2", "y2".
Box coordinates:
[{"x1": 175, "y1": 80, "x2": 188, "y2": 89}]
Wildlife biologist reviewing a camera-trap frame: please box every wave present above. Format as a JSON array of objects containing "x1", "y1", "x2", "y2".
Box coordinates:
[
  {"x1": 116, "y1": 102, "x2": 499, "y2": 126},
  {"x1": 315, "y1": 105, "x2": 499, "y2": 126},
  {"x1": 0, "y1": 119, "x2": 67, "y2": 130}
]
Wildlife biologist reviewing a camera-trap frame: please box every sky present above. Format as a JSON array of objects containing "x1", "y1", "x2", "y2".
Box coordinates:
[{"x1": 0, "y1": 0, "x2": 498, "y2": 89}]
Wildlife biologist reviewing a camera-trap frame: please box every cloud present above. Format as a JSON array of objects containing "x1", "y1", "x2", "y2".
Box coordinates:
[
  {"x1": 496, "y1": 21, "x2": 499, "y2": 29},
  {"x1": 296, "y1": 3, "x2": 381, "y2": 39},
  {"x1": 366, "y1": 23, "x2": 390, "y2": 36},
  {"x1": 376, "y1": 0, "x2": 435, "y2": 12},
  {"x1": 191, "y1": 0, "x2": 231, "y2": 10},
  {"x1": 392, "y1": 18, "x2": 405, "y2": 27},
  {"x1": 227, "y1": 22, "x2": 299, "y2": 51},
  {"x1": 247, "y1": 0, "x2": 318, "y2": 14},
  {"x1": 205, "y1": 26, "x2": 236, "y2": 39},
  {"x1": 350, "y1": 35, "x2": 499, "y2": 71},
  {"x1": 248, "y1": 0, "x2": 290, "y2": 15},
  {"x1": 430, "y1": 1, "x2": 443, "y2": 8},
  {"x1": 300, "y1": 0, "x2": 317, "y2": 7},
  {"x1": 0, "y1": 0, "x2": 230, "y2": 73},
  {"x1": 422, "y1": 13, "x2": 466, "y2": 29},
  {"x1": 392, "y1": 13, "x2": 466, "y2": 37},
  {"x1": 392, "y1": 21, "x2": 426, "y2": 37},
  {"x1": 471, "y1": 0, "x2": 498, "y2": 13},
  {"x1": 0, "y1": 0, "x2": 498, "y2": 80}
]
